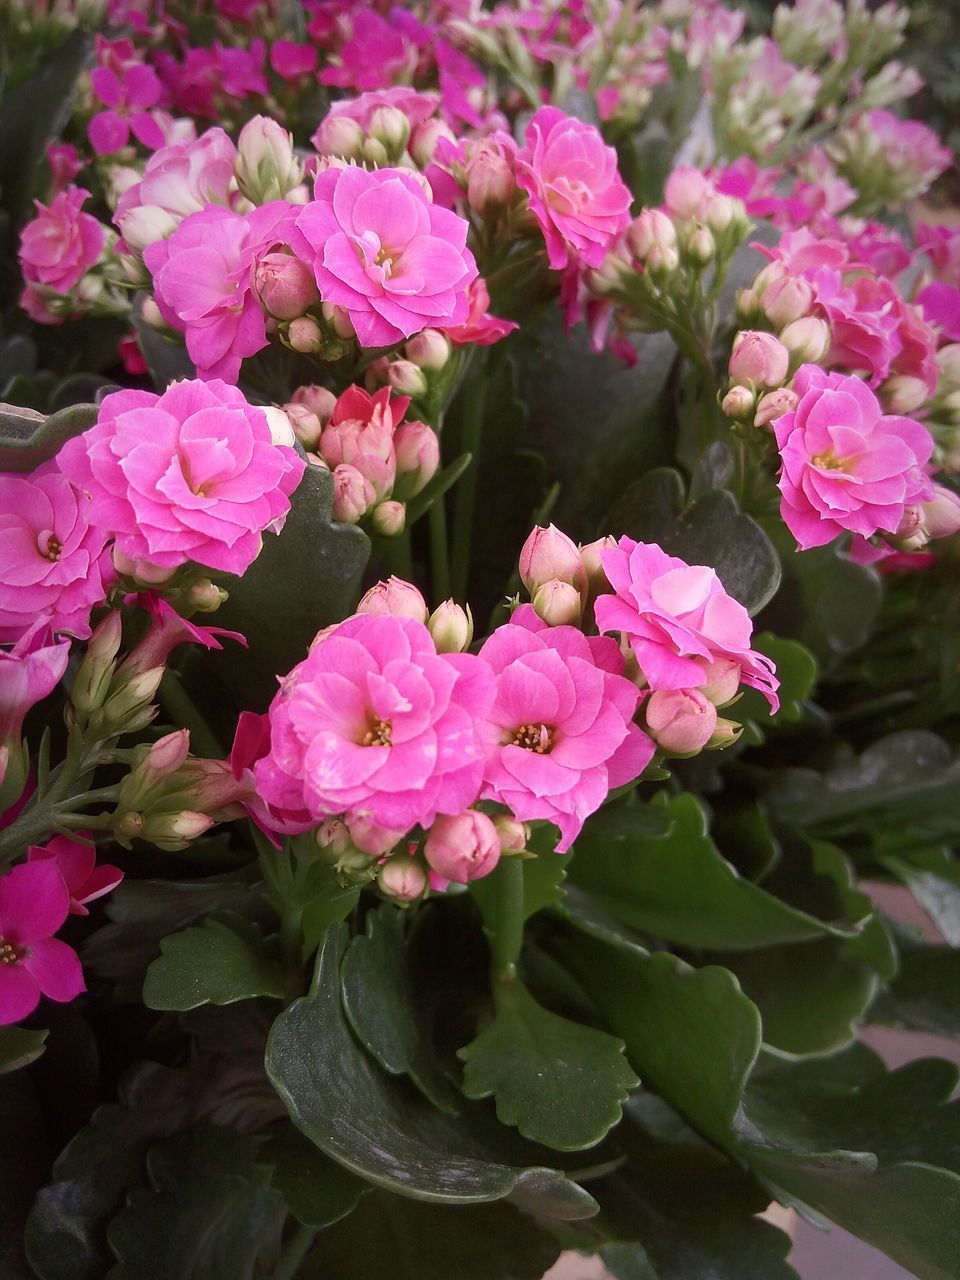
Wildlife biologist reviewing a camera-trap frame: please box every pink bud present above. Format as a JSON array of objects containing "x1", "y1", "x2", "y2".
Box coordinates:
[
  {"x1": 427, "y1": 600, "x2": 473, "y2": 652},
  {"x1": 345, "y1": 813, "x2": 405, "y2": 856},
  {"x1": 627, "y1": 209, "x2": 677, "y2": 260},
  {"x1": 698, "y1": 657, "x2": 741, "y2": 705},
  {"x1": 288, "y1": 316, "x2": 324, "y2": 353},
  {"x1": 312, "y1": 115, "x2": 364, "y2": 159},
  {"x1": 736, "y1": 287, "x2": 762, "y2": 323},
  {"x1": 119, "y1": 205, "x2": 178, "y2": 253},
  {"x1": 378, "y1": 855, "x2": 427, "y2": 902},
  {"x1": 761, "y1": 275, "x2": 814, "y2": 328},
  {"x1": 729, "y1": 331, "x2": 790, "y2": 388},
  {"x1": 519, "y1": 524, "x2": 587, "y2": 597},
  {"x1": 393, "y1": 420, "x2": 440, "y2": 499},
  {"x1": 779, "y1": 316, "x2": 830, "y2": 364},
  {"x1": 721, "y1": 385, "x2": 755, "y2": 419},
  {"x1": 923, "y1": 485, "x2": 960, "y2": 540},
  {"x1": 705, "y1": 194, "x2": 740, "y2": 234},
  {"x1": 112, "y1": 547, "x2": 175, "y2": 584},
  {"x1": 405, "y1": 328, "x2": 450, "y2": 372},
  {"x1": 880, "y1": 375, "x2": 928, "y2": 415},
  {"x1": 368, "y1": 105, "x2": 410, "y2": 152},
  {"x1": 254, "y1": 252, "x2": 319, "y2": 321},
  {"x1": 894, "y1": 504, "x2": 929, "y2": 551},
  {"x1": 467, "y1": 152, "x2": 515, "y2": 215},
  {"x1": 409, "y1": 118, "x2": 456, "y2": 167},
  {"x1": 579, "y1": 536, "x2": 616, "y2": 595},
  {"x1": 236, "y1": 115, "x2": 302, "y2": 201},
  {"x1": 291, "y1": 384, "x2": 338, "y2": 418},
  {"x1": 141, "y1": 810, "x2": 214, "y2": 843},
  {"x1": 146, "y1": 728, "x2": 191, "y2": 778},
  {"x1": 370, "y1": 500, "x2": 406, "y2": 537},
  {"x1": 321, "y1": 302, "x2": 356, "y2": 340},
  {"x1": 645, "y1": 687, "x2": 718, "y2": 755},
  {"x1": 664, "y1": 166, "x2": 710, "y2": 220},
  {"x1": 532, "y1": 579, "x2": 582, "y2": 627},
  {"x1": 331, "y1": 464, "x2": 374, "y2": 523},
  {"x1": 285, "y1": 403, "x2": 324, "y2": 450},
  {"x1": 492, "y1": 813, "x2": 528, "y2": 854},
  {"x1": 424, "y1": 810, "x2": 501, "y2": 883},
  {"x1": 754, "y1": 387, "x2": 799, "y2": 428},
  {"x1": 646, "y1": 244, "x2": 679, "y2": 275},
  {"x1": 386, "y1": 359, "x2": 427, "y2": 398},
  {"x1": 357, "y1": 577, "x2": 428, "y2": 622},
  {"x1": 316, "y1": 818, "x2": 351, "y2": 855},
  {"x1": 86, "y1": 609, "x2": 124, "y2": 666}
]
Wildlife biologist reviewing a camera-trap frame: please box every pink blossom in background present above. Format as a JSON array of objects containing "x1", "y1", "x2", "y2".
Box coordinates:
[
  {"x1": 846, "y1": 222, "x2": 911, "y2": 281},
  {"x1": 0, "y1": 624, "x2": 70, "y2": 753},
  {"x1": 46, "y1": 143, "x2": 82, "y2": 196},
  {"x1": 595, "y1": 541, "x2": 779, "y2": 709},
  {"x1": 28, "y1": 836, "x2": 123, "y2": 916},
  {"x1": 57, "y1": 379, "x2": 304, "y2": 577},
  {"x1": 442, "y1": 278, "x2": 518, "y2": 346},
  {"x1": 917, "y1": 224, "x2": 960, "y2": 284},
  {"x1": 254, "y1": 613, "x2": 496, "y2": 833},
  {"x1": 477, "y1": 605, "x2": 653, "y2": 852},
  {"x1": 0, "y1": 860, "x2": 84, "y2": 1026},
  {"x1": 917, "y1": 281, "x2": 960, "y2": 342},
  {"x1": 864, "y1": 110, "x2": 952, "y2": 198},
  {"x1": 19, "y1": 187, "x2": 105, "y2": 296},
  {"x1": 319, "y1": 10, "x2": 418, "y2": 90},
  {"x1": 771, "y1": 365, "x2": 934, "y2": 551},
  {"x1": 515, "y1": 107, "x2": 632, "y2": 270},
  {"x1": 0, "y1": 466, "x2": 113, "y2": 644},
  {"x1": 88, "y1": 62, "x2": 166, "y2": 154},
  {"x1": 118, "y1": 333, "x2": 148, "y2": 376},
  {"x1": 270, "y1": 40, "x2": 319, "y2": 80},
  {"x1": 292, "y1": 165, "x2": 477, "y2": 347}
]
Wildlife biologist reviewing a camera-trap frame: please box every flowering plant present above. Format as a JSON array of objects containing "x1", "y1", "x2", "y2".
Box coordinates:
[{"x1": 1, "y1": 2, "x2": 959, "y2": 1279}]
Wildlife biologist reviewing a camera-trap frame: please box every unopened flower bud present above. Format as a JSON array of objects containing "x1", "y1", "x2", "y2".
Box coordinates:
[
  {"x1": 923, "y1": 485, "x2": 960, "y2": 540},
  {"x1": 424, "y1": 810, "x2": 500, "y2": 883},
  {"x1": 119, "y1": 205, "x2": 178, "y2": 253},
  {"x1": 321, "y1": 301, "x2": 356, "y2": 340},
  {"x1": 113, "y1": 811, "x2": 144, "y2": 842},
  {"x1": 316, "y1": 817, "x2": 351, "y2": 855},
  {"x1": 754, "y1": 387, "x2": 799, "y2": 428},
  {"x1": 361, "y1": 137, "x2": 389, "y2": 166},
  {"x1": 409, "y1": 118, "x2": 456, "y2": 167},
  {"x1": 736, "y1": 288, "x2": 762, "y2": 323},
  {"x1": 706, "y1": 718, "x2": 742, "y2": 749},
  {"x1": 112, "y1": 547, "x2": 175, "y2": 584},
  {"x1": 140, "y1": 809, "x2": 214, "y2": 846},
  {"x1": 722, "y1": 385, "x2": 755, "y2": 419},
  {"x1": 780, "y1": 316, "x2": 830, "y2": 365},
  {"x1": 378, "y1": 856, "x2": 427, "y2": 903},
  {"x1": 645, "y1": 687, "x2": 718, "y2": 755},
  {"x1": 370, "y1": 499, "x2": 406, "y2": 536},
  {"x1": 729, "y1": 331, "x2": 790, "y2": 388},
  {"x1": 685, "y1": 226, "x2": 715, "y2": 265},
  {"x1": 312, "y1": 115, "x2": 364, "y2": 159},
  {"x1": 492, "y1": 813, "x2": 529, "y2": 854},
  {"x1": 532, "y1": 578, "x2": 582, "y2": 626},
  {"x1": 71, "y1": 609, "x2": 123, "y2": 714},
  {"x1": 98, "y1": 666, "x2": 164, "y2": 731},
  {"x1": 236, "y1": 115, "x2": 303, "y2": 202},
  {"x1": 357, "y1": 577, "x2": 428, "y2": 622},
  {"x1": 519, "y1": 524, "x2": 587, "y2": 597},
  {"x1": 261, "y1": 405, "x2": 297, "y2": 447},
  {"x1": 664, "y1": 166, "x2": 710, "y2": 220},
  {"x1": 405, "y1": 328, "x2": 450, "y2": 372},
  {"x1": 345, "y1": 813, "x2": 405, "y2": 856},
  {"x1": 698, "y1": 657, "x2": 741, "y2": 705},
  {"x1": 254, "y1": 252, "x2": 319, "y2": 320},
  {"x1": 386, "y1": 359, "x2": 428, "y2": 398},
  {"x1": 369, "y1": 105, "x2": 411, "y2": 153},
  {"x1": 184, "y1": 578, "x2": 228, "y2": 613},
  {"x1": 393, "y1": 419, "x2": 440, "y2": 499},
  {"x1": 287, "y1": 316, "x2": 324, "y2": 353},
  {"x1": 579, "y1": 535, "x2": 616, "y2": 596},
  {"x1": 761, "y1": 275, "x2": 814, "y2": 328},
  {"x1": 332, "y1": 464, "x2": 374, "y2": 523},
  {"x1": 937, "y1": 344, "x2": 960, "y2": 386},
  {"x1": 893, "y1": 504, "x2": 929, "y2": 552},
  {"x1": 427, "y1": 600, "x2": 473, "y2": 652},
  {"x1": 140, "y1": 297, "x2": 165, "y2": 329},
  {"x1": 467, "y1": 153, "x2": 515, "y2": 214},
  {"x1": 880, "y1": 374, "x2": 928, "y2": 415},
  {"x1": 705, "y1": 194, "x2": 737, "y2": 234},
  {"x1": 626, "y1": 209, "x2": 677, "y2": 260}
]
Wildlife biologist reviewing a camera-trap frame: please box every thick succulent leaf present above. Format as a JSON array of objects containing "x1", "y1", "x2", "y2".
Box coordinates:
[
  {"x1": 871, "y1": 946, "x2": 960, "y2": 1038},
  {"x1": 265, "y1": 924, "x2": 599, "y2": 1217},
  {"x1": 261, "y1": 1124, "x2": 366, "y2": 1229},
  {"x1": 142, "y1": 914, "x2": 287, "y2": 1011},
  {"x1": 105, "y1": 1126, "x2": 286, "y2": 1280},
  {"x1": 459, "y1": 979, "x2": 638, "y2": 1151},
  {"x1": 0, "y1": 400, "x2": 98, "y2": 471},
  {"x1": 881, "y1": 848, "x2": 960, "y2": 946},
  {"x1": 0, "y1": 1025, "x2": 48, "y2": 1074}
]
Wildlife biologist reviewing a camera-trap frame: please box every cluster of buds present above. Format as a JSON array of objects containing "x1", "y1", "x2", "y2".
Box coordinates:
[
  {"x1": 283, "y1": 384, "x2": 440, "y2": 535},
  {"x1": 890, "y1": 484, "x2": 960, "y2": 553},
  {"x1": 364, "y1": 327, "x2": 456, "y2": 415},
  {"x1": 427, "y1": 133, "x2": 528, "y2": 229},
  {"x1": 518, "y1": 525, "x2": 589, "y2": 628},
  {"x1": 641, "y1": 657, "x2": 744, "y2": 756},
  {"x1": 356, "y1": 578, "x2": 474, "y2": 653},
  {"x1": 235, "y1": 116, "x2": 307, "y2": 206},
  {"x1": 376, "y1": 810, "x2": 530, "y2": 905},
  {"x1": 926, "y1": 346, "x2": 960, "y2": 472},
  {"x1": 312, "y1": 91, "x2": 451, "y2": 170},
  {"x1": 68, "y1": 611, "x2": 162, "y2": 738},
  {"x1": 827, "y1": 111, "x2": 952, "y2": 210}
]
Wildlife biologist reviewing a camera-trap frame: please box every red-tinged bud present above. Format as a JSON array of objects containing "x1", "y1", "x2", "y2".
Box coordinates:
[
  {"x1": 357, "y1": 577, "x2": 428, "y2": 622},
  {"x1": 519, "y1": 524, "x2": 587, "y2": 597},
  {"x1": 378, "y1": 855, "x2": 427, "y2": 903},
  {"x1": 427, "y1": 600, "x2": 473, "y2": 652},
  {"x1": 424, "y1": 810, "x2": 500, "y2": 883},
  {"x1": 393, "y1": 420, "x2": 440, "y2": 499},
  {"x1": 729, "y1": 331, "x2": 790, "y2": 388},
  {"x1": 754, "y1": 387, "x2": 799, "y2": 428},
  {"x1": 645, "y1": 687, "x2": 718, "y2": 755},
  {"x1": 331, "y1": 464, "x2": 374, "y2": 523}
]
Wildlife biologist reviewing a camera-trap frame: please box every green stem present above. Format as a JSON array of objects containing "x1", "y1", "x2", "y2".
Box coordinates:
[
  {"x1": 450, "y1": 372, "x2": 489, "y2": 599},
  {"x1": 429, "y1": 497, "x2": 451, "y2": 601},
  {"x1": 490, "y1": 857, "x2": 525, "y2": 986},
  {"x1": 158, "y1": 670, "x2": 224, "y2": 759},
  {"x1": 273, "y1": 1222, "x2": 316, "y2": 1280}
]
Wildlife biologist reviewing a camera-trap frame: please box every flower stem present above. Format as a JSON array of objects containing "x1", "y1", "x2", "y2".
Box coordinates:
[
  {"x1": 450, "y1": 370, "x2": 489, "y2": 600},
  {"x1": 429, "y1": 497, "x2": 451, "y2": 601},
  {"x1": 273, "y1": 1222, "x2": 316, "y2": 1280},
  {"x1": 490, "y1": 856, "x2": 525, "y2": 987}
]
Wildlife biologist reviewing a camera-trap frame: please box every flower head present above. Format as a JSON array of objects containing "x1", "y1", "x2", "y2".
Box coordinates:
[
  {"x1": 27, "y1": 836, "x2": 123, "y2": 916},
  {"x1": 19, "y1": 187, "x2": 105, "y2": 296},
  {"x1": 0, "y1": 624, "x2": 71, "y2": 751},
  {"x1": 0, "y1": 861, "x2": 84, "y2": 1026}
]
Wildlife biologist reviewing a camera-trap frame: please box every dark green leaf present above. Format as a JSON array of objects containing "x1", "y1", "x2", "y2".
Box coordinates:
[
  {"x1": 131, "y1": 294, "x2": 195, "y2": 389},
  {"x1": 459, "y1": 980, "x2": 637, "y2": 1151},
  {"x1": 871, "y1": 946, "x2": 960, "y2": 1038},
  {"x1": 469, "y1": 825, "x2": 571, "y2": 929},
  {"x1": 405, "y1": 451, "x2": 474, "y2": 524},
  {"x1": 261, "y1": 1124, "x2": 366, "y2": 1229},
  {"x1": 0, "y1": 401, "x2": 98, "y2": 472},
  {"x1": 265, "y1": 924, "x2": 598, "y2": 1217},
  {"x1": 882, "y1": 849, "x2": 960, "y2": 946},
  {"x1": 296, "y1": 859, "x2": 360, "y2": 956},
  {"x1": 739, "y1": 633, "x2": 817, "y2": 724},
  {"x1": 106, "y1": 1126, "x2": 286, "y2": 1280},
  {"x1": 341, "y1": 904, "x2": 461, "y2": 1113},
  {"x1": 0, "y1": 1025, "x2": 47, "y2": 1073},
  {"x1": 142, "y1": 914, "x2": 287, "y2": 1011}
]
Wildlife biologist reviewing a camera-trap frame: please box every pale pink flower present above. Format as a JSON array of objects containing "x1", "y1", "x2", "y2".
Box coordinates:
[
  {"x1": 27, "y1": 836, "x2": 122, "y2": 916},
  {"x1": 0, "y1": 860, "x2": 84, "y2": 1025},
  {"x1": 115, "y1": 128, "x2": 237, "y2": 246},
  {"x1": 292, "y1": 166, "x2": 478, "y2": 348},
  {"x1": 515, "y1": 107, "x2": 632, "y2": 271},
  {"x1": 19, "y1": 187, "x2": 105, "y2": 296},
  {"x1": 595, "y1": 541, "x2": 779, "y2": 708},
  {"x1": 0, "y1": 466, "x2": 112, "y2": 644},
  {"x1": 772, "y1": 365, "x2": 935, "y2": 550},
  {"x1": 477, "y1": 606, "x2": 653, "y2": 852},
  {"x1": 0, "y1": 624, "x2": 70, "y2": 753},
  {"x1": 254, "y1": 614, "x2": 496, "y2": 833},
  {"x1": 864, "y1": 110, "x2": 952, "y2": 200},
  {"x1": 57, "y1": 379, "x2": 304, "y2": 577}
]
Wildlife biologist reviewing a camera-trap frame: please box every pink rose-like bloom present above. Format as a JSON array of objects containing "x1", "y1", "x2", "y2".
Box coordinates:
[
  {"x1": 115, "y1": 128, "x2": 237, "y2": 246},
  {"x1": 595, "y1": 540, "x2": 779, "y2": 709},
  {"x1": 254, "y1": 614, "x2": 496, "y2": 834},
  {"x1": 27, "y1": 836, "x2": 122, "y2": 915},
  {"x1": 477, "y1": 606, "x2": 654, "y2": 852},
  {"x1": 0, "y1": 624, "x2": 70, "y2": 751},
  {"x1": 0, "y1": 860, "x2": 84, "y2": 1025},
  {"x1": 515, "y1": 107, "x2": 632, "y2": 271},
  {"x1": 772, "y1": 365, "x2": 935, "y2": 551},
  {"x1": 0, "y1": 466, "x2": 112, "y2": 644},
  {"x1": 58, "y1": 379, "x2": 304, "y2": 577},
  {"x1": 292, "y1": 166, "x2": 478, "y2": 348},
  {"x1": 19, "y1": 187, "x2": 105, "y2": 296}
]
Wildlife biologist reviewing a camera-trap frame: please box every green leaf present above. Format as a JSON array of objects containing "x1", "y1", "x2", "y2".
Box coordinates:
[
  {"x1": 405, "y1": 451, "x2": 474, "y2": 524},
  {"x1": 261, "y1": 1124, "x2": 366, "y2": 1229},
  {"x1": 106, "y1": 1127, "x2": 286, "y2": 1280},
  {"x1": 738, "y1": 632, "x2": 817, "y2": 724},
  {"x1": 459, "y1": 980, "x2": 637, "y2": 1151},
  {"x1": 142, "y1": 914, "x2": 286, "y2": 1011},
  {"x1": 569, "y1": 794, "x2": 870, "y2": 950},
  {"x1": 0, "y1": 401, "x2": 98, "y2": 472},
  {"x1": 882, "y1": 848, "x2": 960, "y2": 946},
  {"x1": 341, "y1": 905, "x2": 461, "y2": 1113},
  {"x1": 302, "y1": 1190, "x2": 560, "y2": 1280},
  {"x1": 265, "y1": 924, "x2": 598, "y2": 1217},
  {"x1": 0, "y1": 1025, "x2": 47, "y2": 1074},
  {"x1": 469, "y1": 824, "x2": 571, "y2": 929},
  {"x1": 605, "y1": 469, "x2": 781, "y2": 615},
  {"x1": 871, "y1": 946, "x2": 960, "y2": 1038},
  {"x1": 296, "y1": 859, "x2": 360, "y2": 956}
]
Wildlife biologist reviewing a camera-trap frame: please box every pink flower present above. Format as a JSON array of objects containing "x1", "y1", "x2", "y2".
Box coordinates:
[
  {"x1": 595, "y1": 540, "x2": 779, "y2": 708},
  {"x1": 46, "y1": 143, "x2": 82, "y2": 195},
  {"x1": 57, "y1": 379, "x2": 304, "y2": 576},
  {"x1": 865, "y1": 110, "x2": 952, "y2": 200},
  {"x1": 88, "y1": 62, "x2": 165, "y2": 155},
  {"x1": 515, "y1": 107, "x2": 632, "y2": 271},
  {"x1": 917, "y1": 224, "x2": 960, "y2": 285},
  {"x1": 318, "y1": 11, "x2": 418, "y2": 91},
  {"x1": 772, "y1": 365, "x2": 935, "y2": 550},
  {"x1": 0, "y1": 860, "x2": 84, "y2": 1026},
  {"x1": 477, "y1": 606, "x2": 653, "y2": 852},
  {"x1": 120, "y1": 593, "x2": 246, "y2": 674},
  {"x1": 254, "y1": 614, "x2": 496, "y2": 834},
  {"x1": 229, "y1": 710, "x2": 313, "y2": 838},
  {"x1": 27, "y1": 836, "x2": 122, "y2": 915},
  {"x1": 316, "y1": 385, "x2": 408, "y2": 501},
  {"x1": 292, "y1": 166, "x2": 478, "y2": 348},
  {"x1": 442, "y1": 278, "x2": 518, "y2": 347},
  {"x1": 0, "y1": 624, "x2": 70, "y2": 751},
  {"x1": 270, "y1": 40, "x2": 318, "y2": 80},
  {"x1": 0, "y1": 466, "x2": 113, "y2": 644},
  {"x1": 918, "y1": 282, "x2": 960, "y2": 343},
  {"x1": 145, "y1": 201, "x2": 300, "y2": 381},
  {"x1": 19, "y1": 187, "x2": 105, "y2": 295},
  {"x1": 115, "y1": 128, "x2": 237, "y2": 247},
  {"x1": 424, "y1": 810, "x2": 500, "y2": 883}
]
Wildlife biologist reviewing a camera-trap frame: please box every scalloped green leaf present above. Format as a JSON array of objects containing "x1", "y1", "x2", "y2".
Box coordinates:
[
  {"x1": 142, "y1": 914, "x2": 286, "y2": 1012},
  {"x1": 0, "y1": 401, "x2": 98, "y2": 472},
  {"x1": 0, "y1": 1026, "x2": 47, "y2": 1074},
  {"x1": 261, "y1": 1125, "x2": 366, "y2": 1229}
]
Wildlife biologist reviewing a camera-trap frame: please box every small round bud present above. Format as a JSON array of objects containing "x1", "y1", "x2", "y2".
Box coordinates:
[
  {"x1": 646, "y1": 244, "x2": 679, "y2": 275},
  {"x1": 664, "y1": 166, "x2": 710, "y2": 220},
  {"x1": 405, "y1": 328, "x2": 451, "y2": 372},
  {"x1": 579, "y1": 535, "x2": 616, "y2": 595},
  {"x1": 880, "y1": 374, "x2": 928, "y2": 415},
  {"x1": 685, "y1": 226, "x2": 715, "y2": 265},
  {"x1": 393, "y1": 419, "x2": 440, "y2": 499},
  {"x1": 729, "y1": 331, "x2": 790, "y2": 388},
  {"x1": 424, "y1": 811, "x2": 501, "y2": 883},
  {"x1": 331, "y1": 464, "x2": 374, "y2": 523},
  {"x1": 378, "y1": 856, "x2": 427, "y2": 903},
  {"x1": 698, "y1": 658, "x2": 741, "y2": 706},
  {"x1": 519, "y1": 524, "x2": 587, "y2": 597},
  {"x1": 492, "y1": 813, "x2": 529, "y2": 854},
  {"x1": 254, "y1": 252, "x2": 319, "y2": 320},
  {"x1": 626, "y1": 209, "x2": 678, "y2": 260},
  {"x1": 722, "y1": 385, "x2": 755, "y2": 419},
  {"x1": 427, "y1": 600, "x2": 473, "y2": 653},
  {"x1": 370, "y1": 499, "x2": 406, "y2": 537},
  {"x1": 312, "y1": 115, "x2": 364, "y2": 159},
  {"x1": 645, "y1": 687, "x2": 718, "y2": 755},
  {"x1": 261, "y1": 405, "x2": 297, "y2": 447},
  {"x1": 357, "y1": 577, "x2": 428, "y2": 622},
  {"x1": 386, "y1": 359, "x2": 428, "y2": 398},
  {"x1": 532, "y1": 578, "x2": 582, "y2": 627},
  {"x1": 779, "y1": 316, "x2": 830, "y2": 364},
  {"x1": 706, "y1": 718, "x2": 743, "y2": 749},
  {"x1": 761, "y1": 275, "x2": 814, "y2": 328},
  {"x1": 754, "y1": 387, "x2": 799, "y2": 428},
  {"x1": 923, "y1": 485, "x2": 960, "y2": 540},
  {"x1": 345, "y1": 813, "x2": 405, "y2": 856},
  {"x1": 287, "y1": 316, "x2": 324, "y2": 353}
]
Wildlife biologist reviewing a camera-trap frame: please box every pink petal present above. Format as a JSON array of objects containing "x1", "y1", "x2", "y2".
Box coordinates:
[
  {"x1": 22, "y1": 937, "x2": 85, "y2": 1003},
  {"x1": 0, "y1": 861, "x2": 69, "y2": 945}
]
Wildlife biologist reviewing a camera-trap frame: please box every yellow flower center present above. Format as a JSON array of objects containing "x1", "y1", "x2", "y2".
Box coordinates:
[
  {"x1": 362, "y1": 718, "x2": 393, "y2": 747},
  {"x1": 512, "y1": 723, "x2": 553, "y2": 753}
]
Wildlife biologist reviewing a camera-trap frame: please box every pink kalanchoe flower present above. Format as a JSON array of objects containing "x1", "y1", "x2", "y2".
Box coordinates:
[
  {"x1": 515, "y1": 107, "x2": 632, "y2": 271},
  {"x1": 316, "y1": 385, "x2": 409, "y2": 502},
  {"x1": 230, "y1": 710, "x2": 313, "y2": 838},
  {"x1": 115, "y1": 127, "x2": 237, "y2": 250},
  {"x1": 442, "y1": 278, "x2": 518, "y2": 347},
  {"x1": 254, "y1": 613, "x2": 496, "y2": 834},
  {"x1": 57, "y1": 379, "x2": 304, "y2": 577},
  {"x1": 771, "y1": 365, "x2": 935, "y2": 551},
  {"x1": 292, "y1": 166, "x2": 478, "y2": 348},
  {"x1": 0, "y1": 623, "x2": 70, "y2": 753},
  {"x1": 88, "y1": 62, "x2": 165, "y2": 155},
  {"x1": 477, "y1": 605, "x2": 654, "y2": 853},
  {"x1": 594, "y1": 541, "x2": 779, "y2": 709},
  {"x1": 318, "y1": 10, "x2": 418, "y2": 91},
  {"x1": 28, "y1": 836, "x2": 123, "y2": 916},
  {"x1": 121, "y1": 593, "x2": 246, "y2": 674},
  {"x1": 19, "y1": 186, "x2": 105, "y2": 296},
  {"x1": 0, "y1": 860, "x2": 84, "y2": 1025},
  {"x1": 270, "y1": 40, "x2": 319, "y2": 81},
  {"x1": 918, "y1": 281, "x2": 960, "y2": 343},
  {"x1": 0, "y1": 465, "x2": 113, "y2": 644},
  {"x1": 46, "y1": 143, "x2": 82, "y2": 195}
]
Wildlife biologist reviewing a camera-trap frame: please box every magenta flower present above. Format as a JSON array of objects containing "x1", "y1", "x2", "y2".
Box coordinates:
[
  {"x1": 270, "y1": 40, "x2": 318, "y2": 81},
  {"x1": 442, "y1": 278, "x2": 518, "y2": 347},
  {"x1": 318, "y1": 11, "x2": 418, "y2": 91},
  {"x1": 595, "y1": 540, "x2": 779, "y2": 708},
  {"x1": 19, "y1": 186, "x2": 105, "y2": 296},
  {"x1": 254, "y1": 613, "x2": 496, "y2": 834},
  {"x1": 0, "y1": 624, "x2": 70, "y2": 755},
  {"x1": 0, "y1": 861, "x2": 84, "y2": 1026},
  {"x1": 120, "y1": 593, "x2": 246, "y2": 674},
  {"x1": 771, "y1": 365, "x2": 935, "y2": 551},
  {"x1": 477, "y1": 606, "x2": 653, "y2": 852},
  {"x1": 27, "y1": 836, "x2": 122, "y2": 916},
  {"x1": 144, "y1": 201, "x2": 298, "y2": 382},
  {"x1": 57, "y1": 379, "x2": 304, "y2": 577},
  {"x1": 88, "y1": 63, "x2": 165, "y2": 155},
  {"x1": 515, "y1": 107, "x2": 632, "y2": 271},
  {"x1": 0, "y1": 465, "x2": 113, "y2": 644},
  {"x1": 292, "y1": 166, "x2": 478, "y2": 348},
  {"x1": 229, "y1": 710, "x2": 313, "y2": 839}
]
